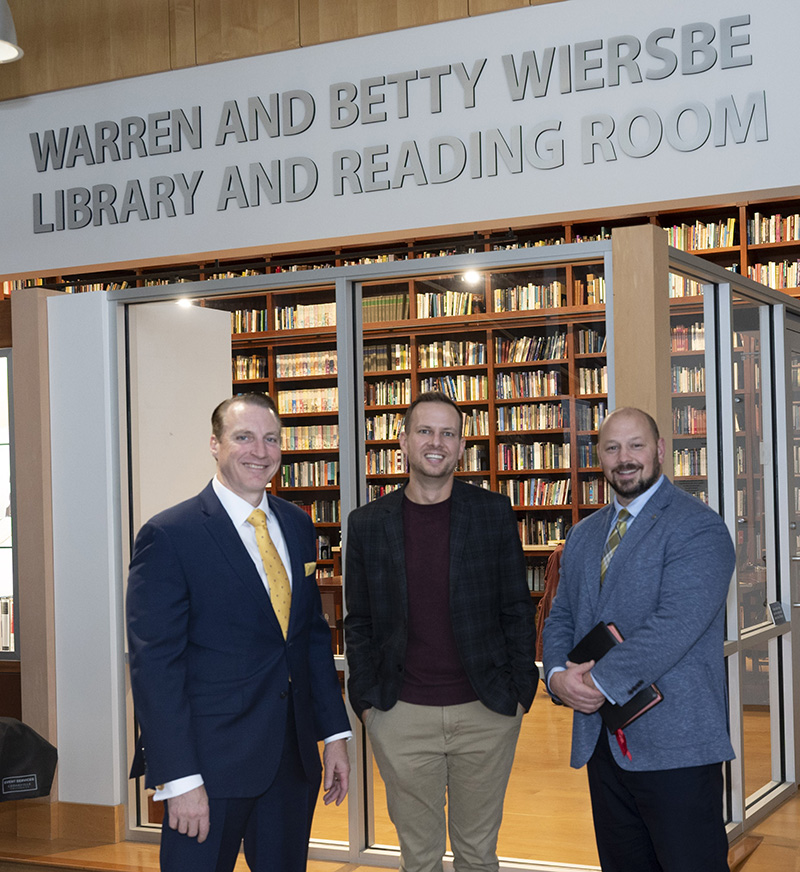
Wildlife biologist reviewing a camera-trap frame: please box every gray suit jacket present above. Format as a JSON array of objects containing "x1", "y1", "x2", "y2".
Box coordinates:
[
  {"x1": 344, "y1": 479, "x2": 538, "y2": 719},
  {"x1": 543, "y1": 477, "x2": 736, "y2": 771}
]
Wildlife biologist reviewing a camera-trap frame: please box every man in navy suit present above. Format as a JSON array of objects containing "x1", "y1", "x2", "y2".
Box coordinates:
[
  {"x1": 543, "y1": 407, "x2": 735, "y2": 872},
  {"x1": 127, "y1": 393, "x2": 351, "y2": 872},
  {"x1": 345, "y1": 391, "x2": 538, "y2": 872}
]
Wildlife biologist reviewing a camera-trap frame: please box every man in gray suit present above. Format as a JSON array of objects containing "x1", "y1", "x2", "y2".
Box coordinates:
[
  {"x1": 543, "y1": 407, "x2": 735, "y2": 872},
  {"x1": 345, "y1": 391, "x2": 538, "y2": 872}
]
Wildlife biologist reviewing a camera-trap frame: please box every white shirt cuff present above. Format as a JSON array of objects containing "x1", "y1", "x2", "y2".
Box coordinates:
[{"x1": 153, "y1": 774, "x2": 204, "y2": 801}]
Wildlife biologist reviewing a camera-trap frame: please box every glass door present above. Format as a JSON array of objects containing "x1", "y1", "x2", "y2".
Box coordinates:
[{"x1": 722, "y1": 290, "x2": 796, "y2": 833}]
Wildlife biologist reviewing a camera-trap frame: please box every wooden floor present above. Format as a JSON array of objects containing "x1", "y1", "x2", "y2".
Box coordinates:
[{"x1": 0, "y1": 693, "x2": 797, "y2": 871}]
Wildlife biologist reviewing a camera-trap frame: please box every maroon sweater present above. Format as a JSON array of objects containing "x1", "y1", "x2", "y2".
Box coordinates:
[{"x1": 398, "y1": 495, "x2": 478, "y2": 706}]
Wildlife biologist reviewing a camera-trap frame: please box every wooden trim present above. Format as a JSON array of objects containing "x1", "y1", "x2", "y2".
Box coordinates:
[{"x1": 57, "y1": 802, "x2": 126, "y2": 844}]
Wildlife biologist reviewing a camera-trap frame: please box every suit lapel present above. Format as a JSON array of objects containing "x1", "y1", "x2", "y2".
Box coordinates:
[
  {"x1": 381, "y1": 487, "x2": 408, "y2": 614},
  {"x1": 598, "y1": 479, "x2": 672, "y2": 598},
  {"x1": 448, "y1": 482, "x2": 470, "y2": 592},
  {"x1": 198, "y1": 484, "x2": 282, "y2": 634}
]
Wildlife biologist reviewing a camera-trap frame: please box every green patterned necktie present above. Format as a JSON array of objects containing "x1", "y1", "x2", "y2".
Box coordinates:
[{"x1": 600, "y1": 508, "x2": 630, "y2": 586}]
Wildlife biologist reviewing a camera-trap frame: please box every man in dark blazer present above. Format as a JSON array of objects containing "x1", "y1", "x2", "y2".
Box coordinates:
[
  {"x1": 543, "y1": 407, "x2": 735, "y2": 872},
  {"x1": 345, "y1": 391, "x2": 538, "y2": 872},
  {"x1": 127, "y1": 393, "x2": 350, "y2": 872}
]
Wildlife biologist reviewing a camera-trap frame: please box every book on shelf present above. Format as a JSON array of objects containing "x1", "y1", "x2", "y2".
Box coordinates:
[
  {"x1": 497, "y1": 441, "x2": 571, "y2": 471},
  {"x1": 748, "y1": 211, "x2": 800, "y2": 245},
  {"x1": 496, "y1": 370, "x2": 562, "y2": 399},
  {"x1": 274, "y1": 301, "x2": 336, "y2": 330},
  {"x1": 282, "y1": 424, "x2": 339, "y2": 450},
  {"x1": 577, "y1": 365, "x2": 608, "y2": 395},
  {"x1": 496, "y1": 401, "x2": 566, "y2": 432},
  {"x1": 418, "y1": 340, "x2": 486, "y2": 368},
  {"x1": 493, "y1": 281, "x2": 565, "y2": 312},
  {"x1": 277, "y1": 387, "x2": 338, "y2": 414},
  {"x1": 670, "y1": 322, "x2": 705, "y2": 352},
  {"x1": 495, "y1": 332, "x2": 567, "y2": 363},
  {"x1": 365, "y1": 378, "x2": 412, "y2": 406},
  {"x1": 362, "y1": 293, "x2": 409, "y2": 323},
  {"x1": 275, "y1": 350, "x2": 337, "y2": 377},
  {"x1": 280, "y1": 459, "x2": 339, "y2": 487},
  {"x1": 497, "y1": 477, "x2": 571, "y2": 507}
]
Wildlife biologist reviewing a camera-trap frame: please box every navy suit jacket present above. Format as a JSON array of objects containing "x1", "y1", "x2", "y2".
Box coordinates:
[
  {"x1": 344, "y1": 480, "x2": 538, "y2": 720},
  {"x1": 543, "y1": 477, "x2": 736, "y2": 771},
  {"x1": 126, "y1": 481, "x2": 350, "y2": 797}
]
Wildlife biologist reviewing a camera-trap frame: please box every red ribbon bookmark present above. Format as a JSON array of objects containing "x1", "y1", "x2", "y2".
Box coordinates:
[{"x1": 615, "y1": 728, "x2": 632, "y2": 760}]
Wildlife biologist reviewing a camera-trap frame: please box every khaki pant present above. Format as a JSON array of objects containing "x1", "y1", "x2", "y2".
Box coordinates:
[{"x1": 365, "y1": 700, "x2": 523, "y2": 872}]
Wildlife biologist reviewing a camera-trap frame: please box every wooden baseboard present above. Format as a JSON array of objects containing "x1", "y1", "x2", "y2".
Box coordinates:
[
  {"x1": 0, "y1": 803, "x2": 16, "y2": 835},
  {"x1": 13, "y1": 801, "x2": 125, "y2": 843},
  {"x1": 57, "y1": 803, "x2": 125, "y2": 843}
]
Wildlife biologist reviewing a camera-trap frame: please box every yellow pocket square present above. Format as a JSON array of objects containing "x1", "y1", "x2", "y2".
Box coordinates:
[{"x1": 304, "y1": 561, "x2": 317, "y2": 576}]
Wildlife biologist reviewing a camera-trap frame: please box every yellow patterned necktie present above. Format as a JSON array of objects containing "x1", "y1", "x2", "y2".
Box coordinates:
[
  {"x1": 600, "y1": 508, "x2": 630, "y2": 587},
  {"x1": 247, "y1": 509, "x2": 291, "y2": 637}
]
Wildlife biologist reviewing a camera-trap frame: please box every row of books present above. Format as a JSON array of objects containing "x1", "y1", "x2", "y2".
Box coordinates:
[
  {"x1": 275, "y1": 350, "x2": 337, "y2": 378},
  {"x1": 665, "y1": 218, "x2": 737, "y2": 251},
  {"x1": 577, "y1": 442, "x2": 598, "y2": 467},
  {"x1": 418, "y1": 340, "x2": 487, "y2": 368},
  {"x1": 496, "y1": 401, "x2": 566, "y2": 432},
  {"x1": 673, "y1": 447, "x2": 707, "y2": 477},
  {"x1": 463, "y1": 409, "x2": 490, "y2": 436},
  {"x1": 673, "y1": 404, "x2": 707, "y2": 436},
  {"x1": 747, "y1": 259, "x2": 800, "y2": 290},
  {"x1": 493, "y1": 281, "x2": 566, "y2": 311},
  {"x1": 277, "y1": 387, "x2": 338, "y2": 414},
  {"x1": 497, "y1": 442, "x2": 571, "y2": 471},
  {"x1": 575, "y1": 400, "x2": 607, "y2": 431},
  {"x1": 364, "y1": 343, "x2": 410, "y2": 372},
  {"x1": 233, "y1": 354, "x2": 268, "y2": 380},
  {"x1": 274, "y1": 301, "x2": 337, "y2": 330},
  {"x1": 232, "y1": 308, "x2": 268, "y2": 334},
  {"x1": 527, "y1": 563, "x2": 547, "y2": 592},
  {"x1": 280, "y1": 460, "x2": 339, "y2": 487},
  {"x1": 577, "y1": 274, "x2": 606, "y2": 305},
  {"x1": 577, "y1": 365, "x2": 608, "y2": 395},
  {"x1": 365, "y1": 378, "x2": 412, "y2": 406},
  {"x1": 581, "y1": 476, "x2": 610, "y2": 505},
  {"x1": 495, "y1": 332, "x2": 567, "y2": 363},
  {"x1": 496, "y1": 370, "x2": 562, "y2": 400},
  {"x1": 416, "y1": 290, "x2": 484, "y2": 318},
  {"x1": 497, "y1": 477, "x2": 571, "y2": 507},
  {"x1": 460, "y1": 445, "x2": 489, "y2": 471},
  {"x1": 282, "y1": 424, "x2": 339, "y2": 450},
  {"x1": 747, "y1": 212, "x2": 800, "y2": 245},
  {"x1": 518, "y1": 514, "x2": 569, "y2": 546},
  {"x1": 669, "y1": 274, "x2": 705, "y2": 298},
  {"x1": 736, "y1": 444, "x2": 747, "y2": 475},
  {"x1": 670, "y1": 322, "x2": 705, "y2": 352},
  {"x1": 366, "y1": 448, "x2": 407, "y2": 475},
  {"x1": 367, "y1": 482, "x2": 403, "y2": 501},
  {"x1": 365, "y1": 413, "x2": 404, "y2": 441},
  {"x1": 293, "y1": 499, "x2": 341, "y2": 523},
  {"x1": 672, "y1": 364, "x2": 706, "y2": 394},
  {"x1": 732, "y1": 358, "x2": 760, "y2": 391},
  {"x1": 575, "y1": 328, "x2": 606, "y2": 354},
  {"x1": 362, "y1": 293, "x2": 410, "y2": 323},
  {"x1": 419, "y1": 374, "x2": 489, "y2": 401}
]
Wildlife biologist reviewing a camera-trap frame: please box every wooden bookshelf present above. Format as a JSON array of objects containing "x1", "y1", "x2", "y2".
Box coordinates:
[{"x1": 12, "y1": 194, "x2": 800, "y2": 599}]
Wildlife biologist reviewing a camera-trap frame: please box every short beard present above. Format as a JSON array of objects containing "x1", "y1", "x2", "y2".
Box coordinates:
[{"x1": 607, "y1": 464, "x2": 661, "y2": 500}]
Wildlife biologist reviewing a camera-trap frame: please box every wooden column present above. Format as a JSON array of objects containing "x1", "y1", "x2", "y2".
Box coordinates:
[
  {"x1": 611, "y1": 225, "x2": 673, "y2": 467},
  {"x1": 11, "y1": 288, "x2": 59, "y2": 838}
]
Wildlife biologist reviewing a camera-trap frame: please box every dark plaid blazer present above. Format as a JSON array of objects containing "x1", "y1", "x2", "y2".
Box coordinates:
[{"x1": 344, "y1": 479, "x2": 538, "y2": 719}]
